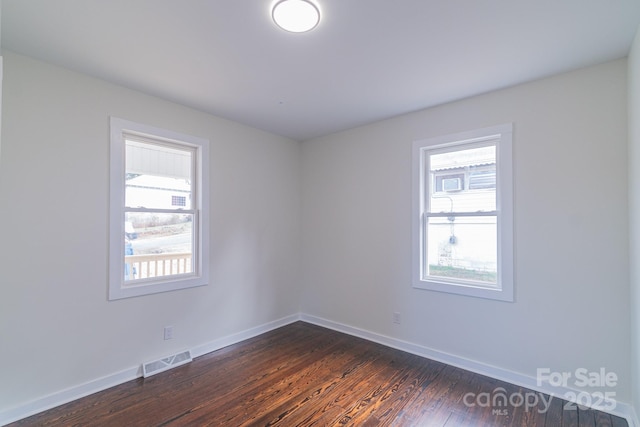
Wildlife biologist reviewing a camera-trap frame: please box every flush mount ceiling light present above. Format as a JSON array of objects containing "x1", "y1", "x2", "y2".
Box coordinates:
[{"x1": 272, "y1": 0, "x2": 320, "y2": 33}]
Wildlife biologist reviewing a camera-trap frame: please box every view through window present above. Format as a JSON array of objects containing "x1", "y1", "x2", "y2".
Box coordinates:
[
  {"x1": 426, "y1": 143, "x2": 497, "y2": 284},
  {"x1": 124, "y1": 138, "x2": 196, "y2": 282}
]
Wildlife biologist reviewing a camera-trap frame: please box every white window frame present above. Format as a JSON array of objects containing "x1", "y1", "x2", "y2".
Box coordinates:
[
  {"x1": 411, "y1": 124, "x2": 514, "y2": 301},
  {"x1": 109, "y1": 117, "x2": 210, "y2": 300}
]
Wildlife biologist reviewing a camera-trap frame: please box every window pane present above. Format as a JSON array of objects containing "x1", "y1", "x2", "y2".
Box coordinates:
[
  {"x1": 124, "y1": 212, "x2": 194, "y2": 282},
  {"x1": 429, "y1": 145, "x2": 496, "y2": 213},
  {"x1": 125, "y1": 139, "x2": 193, "y2": 209},
  {"x1": 425, "y1": 215, "x2": 497, "y2": 284}
]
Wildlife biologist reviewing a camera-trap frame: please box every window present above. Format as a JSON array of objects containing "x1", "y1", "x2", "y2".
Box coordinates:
[
  {"x1": 109, "y1": 117, "x2": 209, "y2": 300},
  {"x1": 435, "y1": 173, "x2": 464, "y2": 193},
  {"x1": 412, "y1": 124, "x2": 513, "y2": 301},
  {"x1": 172, "y1": 195, "x2": 187, "y2": 207}
]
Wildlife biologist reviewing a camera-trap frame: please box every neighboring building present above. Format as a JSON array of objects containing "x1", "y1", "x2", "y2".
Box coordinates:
[
  {"x1": 428, "y1": 145, "x2": 497, "y2": 276},
  {"x1": 126, "y1": 174, "x2": 191, "y2": 211}
]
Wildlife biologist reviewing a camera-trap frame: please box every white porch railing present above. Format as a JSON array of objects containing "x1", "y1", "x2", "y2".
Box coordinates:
[{"x1": 125, "y1": 253, "x2": 192, "y2": 280}]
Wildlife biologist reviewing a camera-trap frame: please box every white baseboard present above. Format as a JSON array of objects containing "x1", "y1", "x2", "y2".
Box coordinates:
[
  {"x1": 0, "y1": 366, "x2": 140, "y2": 427},
  {"x1": 0, "y1": 313, "x2": 301, "y2": 426},
  {"x1": 2, "y1": 312, "x2": 637, "y2": 427},
  {"x1": 300, "y1": 313, "x2": 638, "y2": 427},
  {"x1": 190, "y1": 313, "x2": 301, "y2": 358}
]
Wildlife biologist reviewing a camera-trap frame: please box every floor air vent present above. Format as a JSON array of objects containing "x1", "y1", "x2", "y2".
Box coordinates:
[{"x1": 143, "y1": 350, "x2": 192, "y2": 378}]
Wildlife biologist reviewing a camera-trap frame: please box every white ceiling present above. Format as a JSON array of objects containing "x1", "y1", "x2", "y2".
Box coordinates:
[{"x1": 2, "y1": 0, "x2": 640, "y2": 141}]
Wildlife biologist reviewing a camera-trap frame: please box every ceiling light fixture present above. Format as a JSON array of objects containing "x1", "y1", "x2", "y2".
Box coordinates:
[{"x1": 272, "y1": 0, "x2": 320, "y2": 33}]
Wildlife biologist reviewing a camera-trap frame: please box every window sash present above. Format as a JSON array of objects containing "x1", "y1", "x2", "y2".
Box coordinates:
[
  {"x1": 421, "y1": 213, "x2": 498, "y2": 288},
  {"x1": 125, "y1": 207, "x2": 197, "y2": 214},
  {"x1": 425, "y1": 140, "x2": 497, "y2": 215},
  {"x1": 423, "y1": 142, "x2": 498, "y2": 285},
  {"x1": 124, "y1": 210, "x2": 199, "y2": 285}
]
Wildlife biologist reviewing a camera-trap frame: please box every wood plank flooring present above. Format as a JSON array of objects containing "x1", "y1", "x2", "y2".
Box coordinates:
[{"x1": 9, "y1": 322, "x2": 628, "y2": 426}]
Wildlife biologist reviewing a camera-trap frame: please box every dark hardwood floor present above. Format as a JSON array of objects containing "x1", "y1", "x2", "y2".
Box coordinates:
[{"x1": 10, "y1": 322, "x2": 627, "y2": 426}]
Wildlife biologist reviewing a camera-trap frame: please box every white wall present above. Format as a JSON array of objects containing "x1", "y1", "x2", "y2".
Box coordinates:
[
  {"x1": 0, "y1": 47, "x2": 633, "y2": 420},
  {"x1": 629, "y1": 25, "x2": 640, "y2": 420},
  {"x1": 0, "y1": 51, "x2": 301, "y2": 412},
  {"x1": 302, "y1": 60, "x2": 630, "y2": 402},
  {"x1": 0, "y1": 2, "x2": 3, "y2": 161}
]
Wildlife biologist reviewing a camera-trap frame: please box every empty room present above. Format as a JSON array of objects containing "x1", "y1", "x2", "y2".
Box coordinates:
[{"x1": 2, "y1": 0, "x2": 640, "y2": 426}]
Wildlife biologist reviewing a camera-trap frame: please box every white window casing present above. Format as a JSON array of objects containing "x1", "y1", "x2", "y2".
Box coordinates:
[
  {"x1": 411, "y1": 124, "x2": 514, "y2": 301},
  {"x1": 109, "y1": 117, "x2": 210, "y2": 300}
]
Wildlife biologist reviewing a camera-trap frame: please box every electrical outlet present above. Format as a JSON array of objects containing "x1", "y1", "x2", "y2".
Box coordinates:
[
  {"x1": 393, "y1": 312, "x2": 401, "y2": 325},
  {"x1": 164, "y1": 326, "x2": 174, "y2": 340}
]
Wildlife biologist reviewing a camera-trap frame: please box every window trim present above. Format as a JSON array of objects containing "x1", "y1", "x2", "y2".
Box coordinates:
[
  {"x1": 109, "y1": 117, "x2": 210, "y2": 300},
  {"x1": 411, "y1": 124, "x2": 514, "y2": 301}
]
